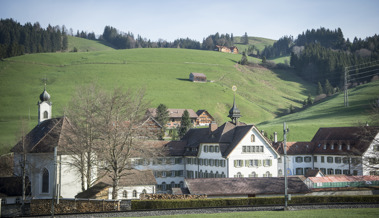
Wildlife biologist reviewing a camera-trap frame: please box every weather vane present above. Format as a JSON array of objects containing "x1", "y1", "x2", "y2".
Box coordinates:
[{"x1": 232, "y1": 85, "x2": 237, "y2": 92}]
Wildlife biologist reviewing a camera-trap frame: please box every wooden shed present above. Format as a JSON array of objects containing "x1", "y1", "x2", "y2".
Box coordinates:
[{"x1": 189, "y1": 73, "x2": 207, "y2": 82}]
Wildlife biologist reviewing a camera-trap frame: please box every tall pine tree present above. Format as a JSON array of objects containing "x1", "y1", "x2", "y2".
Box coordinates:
[{"x1": 178, "y1": 110, "x2": 191, "y2": 138}]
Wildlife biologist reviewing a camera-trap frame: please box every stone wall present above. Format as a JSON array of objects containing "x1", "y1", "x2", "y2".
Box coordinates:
[
  {"x1": 140, "y1": 193, "x2": 207, "y2": 200},
  {"x1": 30, "y1": 199, "x2": 120, "y2": 216}
]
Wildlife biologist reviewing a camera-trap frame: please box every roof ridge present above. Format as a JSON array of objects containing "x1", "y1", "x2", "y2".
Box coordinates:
[{"x1": 30, "y1": 118, "x2": 63, "y2": 152}]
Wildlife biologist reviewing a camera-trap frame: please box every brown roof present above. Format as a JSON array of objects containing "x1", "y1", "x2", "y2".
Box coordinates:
[
  {"x1": 99, "y1": 169, "x2": 157, "y2": 187},
  {"x1": 308, "y1": 175, "x2": 379, "y2": 183},
  {"x1": 304, "y1": 169, "x2": 323, "y2": 178},
  {"x1": 185, "y1": 177, "x2": 309, "y2": 196},
  {"x1": 190, "y1": 73, "x2": 206, "y2": 78},
  {"x1": 273, "y1": 126, "x2": 379, "y2": 156},
  {"x1": 147, "y1": 108, "x2": 198, "y2": 119},
  {"x1": 75, "y1": 182, "x2": 109, "y2": 199},
  {"x1": 10, "y1": 117, "x2": 71, "y2": 153}
]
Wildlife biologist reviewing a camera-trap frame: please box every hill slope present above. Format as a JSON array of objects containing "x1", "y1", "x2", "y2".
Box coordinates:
[
  {"x1": 257, "y1": 80, "x2": 379, "y2": 142},
  {"x1": 0, "y1": 46, "x2": 315, "y2": 153},
  {"x1": 67, "y1": 36, "x2": 114, "y2": 52}
]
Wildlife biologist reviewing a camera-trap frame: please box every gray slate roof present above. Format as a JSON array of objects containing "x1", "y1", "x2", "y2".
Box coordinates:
[{"x1": 185, "y1": 177, "x2": 310, "y2": 196}]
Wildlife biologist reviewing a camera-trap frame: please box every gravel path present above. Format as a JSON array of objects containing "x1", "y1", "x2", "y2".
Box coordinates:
[{"x1": 34, "y1": 203, "x2": 379, "y2": 218}]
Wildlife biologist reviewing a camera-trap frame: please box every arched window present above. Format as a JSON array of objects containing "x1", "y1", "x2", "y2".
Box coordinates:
[
  {"x1": 142, "y1": 189, "x2": 147, "y2": 194},
  {"x1": 251, "y1": 134, "x2": 255, "y2": 142},
  {"x1": 221, "y1": 172, "x2": 225, "y2": 178},
  {"x1": 123, "y1": 190, "x2": 128, "y2": 198},
  {"x1": 278, "y1": 169, "x2": 283, "y2": 176},
  {"x1": 132, "y1": 190, "x2": 137, "y2": 198},
  {"x1": 42, "y1": 168, "x2": 49, "y2": 193},
  {"x1": 179, "y1": 181, "x2": 184, "y2": 188},
  {"x1": 215, "y1": 171, "x2": 219, "y2": 178},
  {"x1": 249, "y1": 171, "x2": 256, "y2": 177},
  {"x1": 171, "y1": 181, "x2": 176, "y2": 189},
  {"x1": 162, "y1": 182, "x2": 166, "y2": 191},
  {"x1": 43, "y1": 111, "x2": 48, "y2": 119}
]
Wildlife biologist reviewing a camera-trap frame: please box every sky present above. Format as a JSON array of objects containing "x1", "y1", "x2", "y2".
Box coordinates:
[{"x1": 1, "y1": 0, "x2": 378, "y2": 42}]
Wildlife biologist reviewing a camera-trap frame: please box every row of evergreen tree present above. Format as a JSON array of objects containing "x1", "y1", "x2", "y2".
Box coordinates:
[{"x1": 0, "y1": 19, "x2": 68, "y2": 59}]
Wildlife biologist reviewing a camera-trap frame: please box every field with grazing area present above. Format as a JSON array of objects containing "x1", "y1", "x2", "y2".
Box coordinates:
[
  {"x1": 124, "y1": 208, "x2": 379, "y2": 218},
  {"x1": 67, "y1": 35, "x2": 115, "y2": 52},
  {"x1": 0, "y1": 36, "x2": 377, "y2": 154},
  {"x1": 233, "y1": 36, "x2": 276, "y2": 52}
]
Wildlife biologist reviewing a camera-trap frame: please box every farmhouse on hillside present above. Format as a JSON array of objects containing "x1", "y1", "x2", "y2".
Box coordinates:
[
  {"x1": 195, "y1": 110, "x2": 215, "y2": 126},
  {"x1": 216, "y1": 45, "x2": 239, "y2": 54},
  {"x1": 189, "y1": 72, "x2": 207, "y2": 82},
  {"x1": 147, "y1": 108, "x2": 198, "y2": 128}
]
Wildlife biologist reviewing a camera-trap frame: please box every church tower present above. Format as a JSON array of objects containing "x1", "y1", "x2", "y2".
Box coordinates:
[
  {"x1": 38, "y1": 85, "x2": 52, "y2": 124},
  {"x1": 228, "y1": 95, "x2": 241, "y2": 125}
]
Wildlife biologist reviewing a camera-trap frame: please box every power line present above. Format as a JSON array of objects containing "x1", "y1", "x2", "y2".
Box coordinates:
[
  {"x1": 347, "y1": 63, "x2": 379, "y2": 73},
  {"x1": 348, "y1": 68, "x2": 379, "y2": 77},
  {"x1": 346, "y1": 60, "x2": 379, "y2": 70}
]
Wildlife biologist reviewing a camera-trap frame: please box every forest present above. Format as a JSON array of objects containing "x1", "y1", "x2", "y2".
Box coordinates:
[{"x1": 0, "y1": 19, "x2": 68, "y2": 58}]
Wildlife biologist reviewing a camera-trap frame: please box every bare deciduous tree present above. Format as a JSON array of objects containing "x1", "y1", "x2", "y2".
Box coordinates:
[{"x1": 63, "y1": 84, "x2": 104, "y2": 191}]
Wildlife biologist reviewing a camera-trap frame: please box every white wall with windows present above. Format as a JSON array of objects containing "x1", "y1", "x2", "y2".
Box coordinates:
[
  {"x1": 109, "y1": 185, "x2": 154, "y2": 200},
  {"x1": 228, "y1": 129, "x2": 278, "y2": 178}
]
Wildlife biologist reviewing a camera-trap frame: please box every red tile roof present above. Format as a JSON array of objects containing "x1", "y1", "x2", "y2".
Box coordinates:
[{"x1": 308, "y1": 175, "x2": 379, "y2": 183}]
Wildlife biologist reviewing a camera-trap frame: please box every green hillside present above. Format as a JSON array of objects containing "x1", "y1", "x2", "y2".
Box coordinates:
[
  {"x1": 233, "y1": 36, "x2": 276, "y2": 53},
  {"x1": 67, "y1": 36, "x2": 114, "y2": 52},
  {"x1": 1, "y1": 37, "x2": 377, "y2": 154},
  {"x1": 257, "y1": 80, "x2": 379, "y2": 142}
]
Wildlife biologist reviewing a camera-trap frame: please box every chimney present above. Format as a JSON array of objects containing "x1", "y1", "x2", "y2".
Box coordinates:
[
  {"x1": 274, "y1": 132, "x2": 277, "y2": 143},
  {"x1": 209, "y1": 121, "x2": 218, "y2": 133}
]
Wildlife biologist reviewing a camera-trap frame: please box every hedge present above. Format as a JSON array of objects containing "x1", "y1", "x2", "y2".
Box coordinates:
[{"x1": 131, "y1": 195, "x2": 379, "y2": 210}]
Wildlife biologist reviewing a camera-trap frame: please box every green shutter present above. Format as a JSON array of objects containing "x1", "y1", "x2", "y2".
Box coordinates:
[
  {"x1": 234, "y1": 160, "x2": 237, "y2": 167},
  {"x1": 269, "y1": 159, "x2": 272, "y2": 166},
  {"x1": 258, "y1": 160, "x2": 262, "y2": 167}
]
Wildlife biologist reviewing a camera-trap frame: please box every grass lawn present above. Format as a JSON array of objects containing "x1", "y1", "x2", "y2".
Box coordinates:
[{"x1": 123, "y1": 208, "x2": 379, "y2": 218}]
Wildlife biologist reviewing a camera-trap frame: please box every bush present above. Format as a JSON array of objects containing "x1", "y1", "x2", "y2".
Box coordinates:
[{"x1": 131, "y1": 195, "x2": 379, "y2": 210}]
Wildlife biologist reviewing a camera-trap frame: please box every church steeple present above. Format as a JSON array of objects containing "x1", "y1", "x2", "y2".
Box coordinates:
[
  {"x1": 228, "y1": 94, "x2": 241, "y2": 125},
  {"x1": 38, "y1": 84, "x2": 52, "y2": 124}
]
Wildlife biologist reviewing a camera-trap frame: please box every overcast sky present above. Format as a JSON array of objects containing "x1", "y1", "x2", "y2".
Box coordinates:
[{"x1": 1, "y1": 0, "x2": 378, "y2": 42}]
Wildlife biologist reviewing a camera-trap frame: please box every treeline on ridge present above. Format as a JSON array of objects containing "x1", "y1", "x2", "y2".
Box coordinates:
[{"x1": 0, "y1": 19, "x2": 68, "y2": 59}]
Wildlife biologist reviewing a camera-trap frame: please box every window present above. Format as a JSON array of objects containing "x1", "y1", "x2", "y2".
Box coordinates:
[
  {"x1": 133, "y1": 190, "x2": 137, "y2": 198},
  {"x1": 175, "y1": 158, "x2": 183, "y2": 164},
  {"x1": 304, "y1": 157, "x2": 311, "y2": 163},
  {"x1": 204, "y1": 159, "x2": 208, "y2": 166},
  {"x1": 321, "y1": 156, "x2": 325, "y2": 163},
  {"x1": 263, "y1": 159, "x2": 272, "y2": 167},
  {"x1": 171, "y1": 181, "x2": 176, "y2": 190},
  {"x1": 343, "y1": 170, "x2": 350, "y2": 175},
  {"x1": 209, "y1": 145, "x2": 214, "y2": 152},
  {"x1": 42, "y1": 168, "x2": 49, "y2": 193},
  {"x1": 320, "y1": 168, "x2": 326, "y2": 174},
  {"x1": 323, "y1": 144, "x2": 327, "y2": 150},
  {"x1": 209, "y1": 159, "x2": 214, "y2": 166},
  {"x1": 296, "y1": 168, "x2": 303, "y2": 175},
  {"x1": 142, "y1": 189, "x2": 147, "y2": 194},
  {"x1": 331, "y1": 144, "x2": 334, "y2": 150},
  {"x1": 335, "y1": 169, "x2": 342, "y2": 174},
  {"x1": 123, "y1": 190, "x2": 128, "y2": 198},
  {"x1": 304, "y1": 167, "x2": 311, "y2": 174},
  {"x1": 234, "y1": 160, "x2": 243, "y2": 167},
  {"x1": 263, "y1": 171, "x2": 272, "y2": 177},
  {"x1": 278, "y1": 169, "x2": 283, "y2": 176},
  {"x1": 327, "y1": 157, "x2": 333, "y2": 163},
  {"x1": 215, "y1": 146, "x2": 219, "y2": 152},
  {"x1": 242, "y1": 146, "x2": 247, "y2": 153},
  {"x1": 199, "y1": 159, "x2": 203, "y2": 165},
  {"x1": 313, "y1": 156, "x2": 317, "y2": 162},
  {"x1": 179, "y1": 181, "x2": 184, "y2": 188},
  {"x1": 251, "y1": 134, "x2": 255, "y2": 142},
  {"x1": 259, "y1": 146, "x2": 264, "y2": 152},
  {"x1": 343, "y1": 157, "x2": 349, "y2": 164},
  {"x1": 278, "y1": 157, "x2": 282, "y2": 163},
  {"x1": 339, "y1": 144, "x2": 342, "y2": 150},
  {"x1": 335, "y1": 157, "x2": 341, "y2": 163},
  {"x1": 351, "y1": 158, "x2": 359, "y2": 164},
  {"x1": 235, "y1": 172, "x2": 243, "y2": 178},
  {"x1": 347, "y1": 144, "x2": 350, "y2": 150},
  {"x1": 203, "y1": 145, "x2": 208, "y2": 152},
  {"x1": 353, "y1": 170, "x2": 358, "y2": 175},
  {"x1": 296, "y1": 157, "x2": 303, "y2": 163},
  {"x1": 221, "y1": 172, "x2": 225, "y2": 178},
  {"x1": 43, "y1": 111, "x2": 48, "y2": 119},
  {"x1": 162, "y1": 182, "x2": 166, "y2": 191},
  {"x1": 327, "y1": 168, "x2": 334, "y2": 175},
  {"x1": 215, "y1": 159, "x2": 219, "y2": 167}
]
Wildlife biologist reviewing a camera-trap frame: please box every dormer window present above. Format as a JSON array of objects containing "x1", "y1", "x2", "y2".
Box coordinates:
[
  {"x1": 251, "y1": 134, "x2": 255, "y2": 142},
  {"x1": 323, "y1": 144, "x2": 327, "y2": 150},
  {"x1": 347, "y1": 144, "x2": 350, "y2": 150},
  {"x1": 339, "y1": 144, "x2": 342, "y2": 150},
  {"x1": 331, "y1": 144, "x2": 334, "y2": 150}
]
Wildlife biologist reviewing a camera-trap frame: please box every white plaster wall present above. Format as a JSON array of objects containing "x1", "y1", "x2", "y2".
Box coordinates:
[
  {"x1": 38, "y1": 101, "x2": 51, "y2": 123},
  {"x1": 362, "y1": 133, "x2": 379, "y2": 175},
  {"x1": 108, "y1": 185, "x2": 155, "y2": 200},
  {"x1": 59, "y1": 155, "x2": 84, "y2": 198},
  {"x1": 228, "y1": 128, "x2": 278, "y2": 178}
]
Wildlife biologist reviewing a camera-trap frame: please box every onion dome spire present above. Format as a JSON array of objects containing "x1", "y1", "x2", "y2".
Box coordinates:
[
  {"x1": 39, "y1": 84, "x2": 51, "y2": 102},
  {"x1": 228, "y1": 94, "x2": 241, "y2": 125}
]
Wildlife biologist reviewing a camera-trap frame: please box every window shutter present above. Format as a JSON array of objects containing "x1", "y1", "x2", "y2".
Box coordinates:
[
  {"x1": 234, "y1": 160, "x2": 237, "y2": 167},
  {"x1": 258, "y1": 160, "x2": 262, "y2": 167},
  {"x1": 245, "y1": 160, "x2": 249, "y2": 167},
  {"x1": 269, "y1": 159, "x2": 272, "y2": 166}
]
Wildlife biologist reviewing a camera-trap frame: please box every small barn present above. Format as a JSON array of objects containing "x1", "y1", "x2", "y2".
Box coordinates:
[
  {"x1": 189, "y1": 73, "x2": 207, "y2": 82},
  {"x1": 304, "y1": 175, "x2": 379, "y2": 189},
  {"x1": 196, "y1": 110, "x2": 214, "y2": 126}
]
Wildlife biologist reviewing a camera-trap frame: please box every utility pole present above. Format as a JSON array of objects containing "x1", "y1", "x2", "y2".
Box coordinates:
[
  {"x1": 283, "y1": 122, "x2": 289, "y2": 210},
  {"x1": 344, "y1": 67, "x2": 349, "y2": 107}
]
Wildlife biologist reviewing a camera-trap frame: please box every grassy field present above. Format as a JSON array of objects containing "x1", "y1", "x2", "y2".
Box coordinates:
[
  {"x1": 124, "y1": 208, "x2": 379, "y2": 218},
  {"x1": 67, "y1": 35, "x2": 115, "y2": 52},
  {"x1": 257, "y1": 80, "x2": 379, "y2": 142},
  {"x1": 233, "y1": 36, "x2": 276, "y2": 52},
  {"x1": 0, "y1": 36, "x2": 377, "y2": 154}
]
